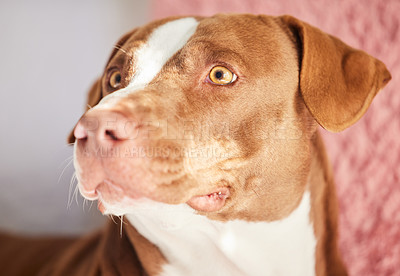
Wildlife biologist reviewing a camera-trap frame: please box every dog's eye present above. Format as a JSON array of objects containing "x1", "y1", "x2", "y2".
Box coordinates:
[
  {"x1": 208, "y1": 66, "x2": 237, "y2": 85},
  {"x1": 109, "y1": 70, "x2": 122, "y2": 89}
]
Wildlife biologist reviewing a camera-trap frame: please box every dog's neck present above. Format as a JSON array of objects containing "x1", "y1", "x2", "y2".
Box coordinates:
[{"x1": 125, "y1": 189, "x2": 316, "y2": 276}]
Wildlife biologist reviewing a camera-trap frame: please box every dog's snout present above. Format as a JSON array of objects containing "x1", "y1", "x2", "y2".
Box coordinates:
[{"x1": 74, "y1": 109, "x2": 136, "y2": 145}]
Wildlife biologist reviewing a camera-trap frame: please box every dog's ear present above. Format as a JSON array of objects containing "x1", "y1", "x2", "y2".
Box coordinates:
[
  {"x1": 279, "y1": 15, "x2": 391, "y2": 132},
  {"x1": 67, "y1": 28, "x2": 138, "y2": 144}
]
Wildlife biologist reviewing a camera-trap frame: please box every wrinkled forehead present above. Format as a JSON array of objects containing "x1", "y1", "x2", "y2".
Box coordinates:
[
  {"x1": 122, "y1": 14, "x2": 272, "y2": 56},
  {"x1": 108, "y1": 14, "x2": 286, "y2": 89}
]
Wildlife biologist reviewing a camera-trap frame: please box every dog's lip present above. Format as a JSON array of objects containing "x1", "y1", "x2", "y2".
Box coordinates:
[
  {"x1": 79, "y1": 179, "x2": 132, "y2": 202},
  {"x1": 78, "y1": 185, "x2": 99, "y2": 200},
  {"x1": 186, "y1": 187, "x2": 230, "y2": 212}
]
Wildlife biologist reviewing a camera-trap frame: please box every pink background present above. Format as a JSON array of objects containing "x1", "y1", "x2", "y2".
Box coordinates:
[{"x1": 152, "y1": 1, "x2": 400, "y2": 275}]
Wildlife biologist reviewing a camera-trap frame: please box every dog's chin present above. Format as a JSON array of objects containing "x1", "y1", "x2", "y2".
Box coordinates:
[{"x1": 97, "y1": 195, "x2": 139, "y2": 216}]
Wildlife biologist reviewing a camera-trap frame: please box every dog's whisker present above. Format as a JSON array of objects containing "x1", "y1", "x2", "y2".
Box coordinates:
[
  {"x1": 83, "y1": 198, "x2": 92, "y2": 212},
  {"x1": 119, "y1": 215, "x2": 124, "y2": 237},
  {"x1": 110, "y1": 215, "x2": 118, "y2": 225},
  {"x1": 67, "y1": 173, "x2": 78, "y2": 209},
  {"x1": 89, "y1": 201, "x2": 94, "y2": 211},
  {"x1": 67, "y1": 184, "x2": 72, "y2": 209},
  {"x1": 73, "y1": 182, "x2": 80, "y2": 206},
  {"x1": 58, "y1": 157, "x2": 74, "y2": 185},
  {"x1": 58, "y1": 155, "x2": 74, "y2": 169},
  {"x1": 83, "y1": 198, "x2": 88, "y2": 212},
  {"x1": 70, "y1": 173, "x2": 77, "y2": 206},
  {"x1": 113, "y1": 45, "x2": 131, "y2": 56}
]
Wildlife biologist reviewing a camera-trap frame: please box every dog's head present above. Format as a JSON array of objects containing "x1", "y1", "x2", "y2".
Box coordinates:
[{"x1": 70, "y1": 14, "x2": 390, "y2": 222}]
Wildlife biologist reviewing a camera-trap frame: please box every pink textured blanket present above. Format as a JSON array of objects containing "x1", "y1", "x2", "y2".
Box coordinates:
[{"x1": 152, "y1": 1, "x2": 400, "y2": 275}]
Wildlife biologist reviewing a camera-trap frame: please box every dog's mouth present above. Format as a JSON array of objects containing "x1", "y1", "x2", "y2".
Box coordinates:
[
  {"x1": 80, "y1": 179, "x2": 230, "y2": 214},
  {"x1": 96, "y1": 189, "x2": 229, "y2": 214}
]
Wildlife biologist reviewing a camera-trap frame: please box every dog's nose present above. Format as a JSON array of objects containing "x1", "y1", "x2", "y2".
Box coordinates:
[{"x1": 74, "y1": 109, "x2": 136, "y2": 144}]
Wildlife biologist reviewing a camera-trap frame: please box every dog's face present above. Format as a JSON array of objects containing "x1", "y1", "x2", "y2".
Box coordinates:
[{"x1": 71, "y1": 14, "x2": 390, "y2": 222}]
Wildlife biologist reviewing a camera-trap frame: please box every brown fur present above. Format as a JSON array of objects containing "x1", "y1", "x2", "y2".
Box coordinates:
[
  {"x1": 2, "y1": 14, "x2": 391, "y2": 275},
  {"x1": 0, "y1": 222, "x2": 146, "y2": 275}
]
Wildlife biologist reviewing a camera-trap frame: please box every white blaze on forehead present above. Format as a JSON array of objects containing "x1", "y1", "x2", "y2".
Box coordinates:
[
  {"x1": 95, "y1": 17, "x2": 198, "y2": 108},
  {"x1": 128, "y1": 17, "x2": 199, "y2": 88}
]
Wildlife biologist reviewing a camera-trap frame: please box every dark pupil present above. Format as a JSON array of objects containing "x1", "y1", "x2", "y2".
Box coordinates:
[
  {"x1": 215, "y1": 70, "x2": 223, "y2": 79},
  {"x1": 114, "y1": 74, "x2": 121, "y2": 84}
]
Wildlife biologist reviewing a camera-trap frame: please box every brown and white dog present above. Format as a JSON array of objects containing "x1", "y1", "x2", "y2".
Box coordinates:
[{"x1": 0, "y1": 14, "x2": 391, "y2": 276}]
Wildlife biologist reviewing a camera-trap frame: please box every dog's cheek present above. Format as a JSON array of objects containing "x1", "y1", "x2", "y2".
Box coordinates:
[{"x1": 247, "y1": 131, "x2": 313, "y2": 221}]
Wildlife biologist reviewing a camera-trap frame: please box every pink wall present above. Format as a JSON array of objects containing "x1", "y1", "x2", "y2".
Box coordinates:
[{"x1": 152, "y1": 1, "x2": 400, "y2": 275}]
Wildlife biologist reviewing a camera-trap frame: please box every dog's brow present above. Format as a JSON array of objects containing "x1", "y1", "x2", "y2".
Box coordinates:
[{"x1": 183, "y1": 39, "x2": 248, "y2": 69}]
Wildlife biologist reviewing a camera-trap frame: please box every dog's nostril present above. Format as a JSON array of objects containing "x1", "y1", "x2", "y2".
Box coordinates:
[
  {"x1": 105, "y1": 130, "x2": 120, "y2": 141},
  {"x1": 74, "y1": 122, "x2": 88, "y2": 140}
]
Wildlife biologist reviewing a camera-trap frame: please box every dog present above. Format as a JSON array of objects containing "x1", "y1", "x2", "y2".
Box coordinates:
[{"x1": 0, "y1": 14, "x2": 391, "y2": 276}]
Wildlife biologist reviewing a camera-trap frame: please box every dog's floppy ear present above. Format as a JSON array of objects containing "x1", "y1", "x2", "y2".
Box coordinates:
[
  {"x1": 67, "y1": 28, "x2": 138, "y2": 144},
  {"x1": 279, "y1": 15, "x2": 391, "y2": 132},
  {"x1": 67, "y1": 78, "x2": 103, "y2": 144}
]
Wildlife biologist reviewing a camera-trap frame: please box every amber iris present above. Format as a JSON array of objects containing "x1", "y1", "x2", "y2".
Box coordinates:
[
  {"x1": 209, "y1": 66, "x2": 236, "y2": 85},
  {"x1": 109, "y1": 70, "x2": 122, "y2": 89}
]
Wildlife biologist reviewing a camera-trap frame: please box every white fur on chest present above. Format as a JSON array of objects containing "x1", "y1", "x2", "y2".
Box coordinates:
[{"x1": 126, "y1": 191, "x2": 316, "y2": 276}]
